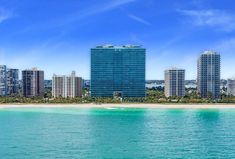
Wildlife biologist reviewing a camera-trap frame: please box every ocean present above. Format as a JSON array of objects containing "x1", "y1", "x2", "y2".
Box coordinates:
[{"x1": 0, "y1": 107, "x2": 235, "y2": 158}]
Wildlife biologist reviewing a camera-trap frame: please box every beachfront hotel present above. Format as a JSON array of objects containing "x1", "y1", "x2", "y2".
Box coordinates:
[
  {"x1": 0, "y1": 65, "x2": 19, "y2": 96},
  {"x1": 91, "y1": 45, "x2": 146, "y2": 97},
  {"x1": 164, "y1": 68, "x2": 185, "y2": 97},
  {"x1": 52, "y1": 71, "x2": 82, "y2": 98},
  {"x1": 197, "y1": 51, "x2": 221, "y2": 99},
  {"x1": 22, "y1": 68, "x2": 44, "y2": 97}
]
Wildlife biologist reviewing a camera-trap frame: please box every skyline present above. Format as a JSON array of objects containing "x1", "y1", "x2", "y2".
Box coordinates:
[{"x1": 0, "y1": 0, "x2": 235, "y2": 79}]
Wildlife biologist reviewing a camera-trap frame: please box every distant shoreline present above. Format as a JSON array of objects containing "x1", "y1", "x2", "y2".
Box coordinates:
[{"x1": 1, "y1": 103, "x2": 235, "y2": 109}]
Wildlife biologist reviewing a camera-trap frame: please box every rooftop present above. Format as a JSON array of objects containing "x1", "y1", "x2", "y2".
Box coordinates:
[
  {"x1": 23, "y1": 68, "x2": 43, "y2": 71},
  {"x1": 202, "y1": 50, "x2": 219, "y2": 55},
  {"x1": 95, "y1": 44, "x2": 142, "y2": 49},
  {"x1": 53, "y1": 71, "x2": 78, "y2": 77},
  {"x1": 166, "y1": 67, "x2": 185, "y2": 71}
]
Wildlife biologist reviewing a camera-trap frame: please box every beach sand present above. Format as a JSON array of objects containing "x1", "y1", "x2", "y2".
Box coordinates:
[{"x1": 1, "y1": 103, "x2": 235, "y2": 109}]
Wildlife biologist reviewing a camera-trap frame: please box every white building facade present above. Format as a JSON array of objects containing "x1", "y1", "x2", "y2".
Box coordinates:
[
  {"x1": 227, "y1": 79, "x2": 235, "y2": 96},
  {"x1": 164, "y1": 68, "x2": 185, "y2": 97},
  {"x1": 52, "y1": 71, "x2": 82, "y2": 98}
]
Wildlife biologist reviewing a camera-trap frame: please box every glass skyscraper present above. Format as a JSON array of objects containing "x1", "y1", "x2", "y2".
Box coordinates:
[
  {"x1": 0, "y1": 65, "x2": 19, "y2": 96},
  {"x1": 91, "y1": 45, "x2": 146, "y2": 97},
  {"x1": 197, "y1": 51, "x2": 220, "y2": 99},
  {"x1": 0, "y1": 65, "x2": 7, "y2": 96},
  {"x1": 7, "y1": 69, "x2": 19, "y2": 95}
]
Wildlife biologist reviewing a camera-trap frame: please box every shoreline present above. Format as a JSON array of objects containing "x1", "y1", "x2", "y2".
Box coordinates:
[{"x1": 1, "y1": 103, "x2": 235, "y2": 109}]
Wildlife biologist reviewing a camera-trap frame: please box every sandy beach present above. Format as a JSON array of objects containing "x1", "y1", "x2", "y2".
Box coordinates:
[{"x1": 1, "y1": 103, "x2": 235, "y2": 109}]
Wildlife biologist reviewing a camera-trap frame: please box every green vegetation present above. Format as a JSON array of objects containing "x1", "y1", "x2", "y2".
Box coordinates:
[{"x1": 1, "y1": 89, "x2": 235, "y2": 104}]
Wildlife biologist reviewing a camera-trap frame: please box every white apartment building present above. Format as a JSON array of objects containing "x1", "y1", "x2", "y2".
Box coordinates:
[
  {"x1": 165, "y1": 68, "x2": 185, "y2": 97},
  {"x1": 52, "y1": 71, "x2": 82, "y2": 98}
]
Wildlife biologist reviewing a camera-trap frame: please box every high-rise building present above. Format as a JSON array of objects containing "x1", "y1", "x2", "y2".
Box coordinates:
[
  {"x1": 91, "y1": 45, "x2": 146, "y2": 97},
  {"x1": 7, "y1": 69, "x2": 19, "y2": 95},
  {"x1": 52, "y1": 71, "x2": 82, "y2": 98},
  {"x1": 164, "y1": 68, "x2": 185, "y2": 97},
  {"x1": 227, "y1": 79, "x2": 235, "y2": 96},
  {"x1": 197, "y1": 51, "x2": 220, "y2": 99},
  {"x1": 0, "y1": 65, "x2": 7, "y2": 96},
  {"x1": 0, "y1": 65, "x2": 19, "y2": 96},
  {"x1": 22, "y1": 68, "x2": 44, "y2": 97}
]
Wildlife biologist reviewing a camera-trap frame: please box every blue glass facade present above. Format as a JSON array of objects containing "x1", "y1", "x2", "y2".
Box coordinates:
[
  {"x1": 197, "y1": 51, "x2": 220, "y2": 99},
  {"x1": 91, "y1": 45, "x2": 146, "y2": 97}
]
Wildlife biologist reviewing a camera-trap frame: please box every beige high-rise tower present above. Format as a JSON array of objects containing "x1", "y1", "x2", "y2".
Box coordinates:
[{"x1": 52, "y1": 71, "x2": 82, "y2": 98}]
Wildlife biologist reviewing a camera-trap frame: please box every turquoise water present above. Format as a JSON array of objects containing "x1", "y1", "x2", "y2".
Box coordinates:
[{"x1": 0, "y1": 107, "x2": 235, "y2": 159}]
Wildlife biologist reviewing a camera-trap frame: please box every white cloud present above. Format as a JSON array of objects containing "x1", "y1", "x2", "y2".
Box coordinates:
[
  {"x1": 0, "y1": 8, "x2": 13, "y2": 23},
  {"x1": 178, "y1": 9, "x2": 235, "y2": 32},
  {"x1": 20, "y1": 0, "x2": 136, "y2": 32},
  {"x1": 61, "y1": 0, "x2": 136, "y2": 25},
  {"x1": 128, "y1": 14, "x2": 152, "y2": 26}
]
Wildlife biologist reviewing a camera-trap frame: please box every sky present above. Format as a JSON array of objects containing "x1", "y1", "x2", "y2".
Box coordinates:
[{"x1": 0, "y1": 0, "x2": 235, "y2": 80}]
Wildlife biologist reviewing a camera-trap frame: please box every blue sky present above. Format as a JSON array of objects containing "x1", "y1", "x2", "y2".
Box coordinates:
[{"x1": 0, "y1": 0, "x2": 235, "y2": 80}]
